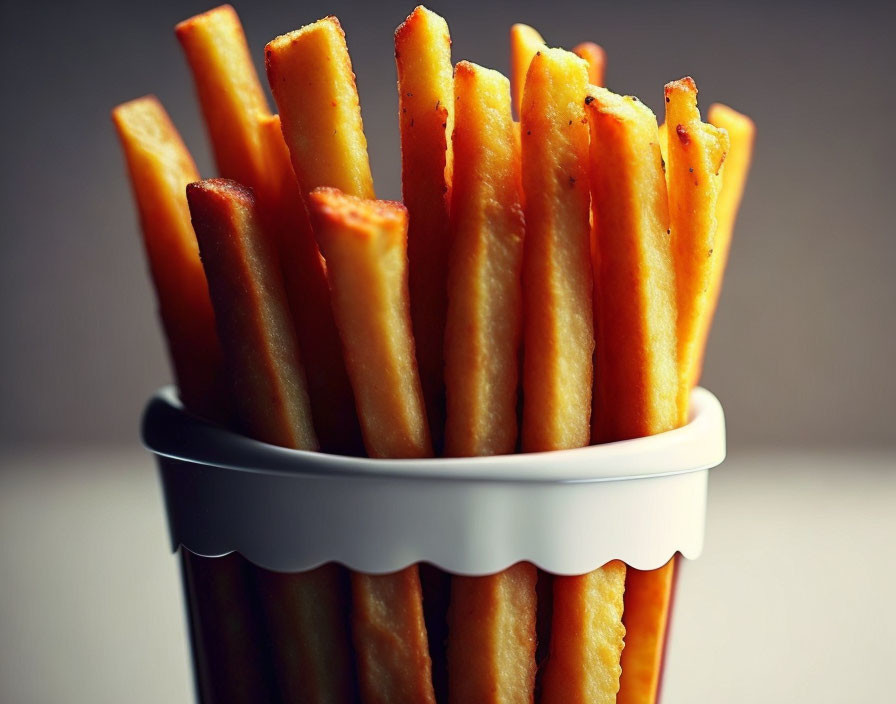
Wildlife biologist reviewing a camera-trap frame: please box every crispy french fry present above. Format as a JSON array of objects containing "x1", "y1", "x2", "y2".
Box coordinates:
[
  {"x1": 175, "y1": 5, "x2": 270, "y2": 188},
  {"x1": 665, "y1": 77, "x2": 729, "y2": 422},
  {"x1": 308, "y1": 187, "x2": 435, "y2": 704},
  {"x1": 188, "y1": 179, "x2": 357, "y2": 704},
  {"x1": 259, "y1": 114, "x2": 364, "y2": 454},
  {"x1": 187, "y1": 179, "x2": 316, "y2": 448},
  {"x1": 266, "y1": 17, "x2": 374, "y2": 199},
  {"x1": 691, "y1": 104, "x2": 755, "y2": 387},
  {"x1": 519, "y1": 48, "x2": 593, "y2": 452},
  {"x1": 112, "y1": 98, "x2": 276, "y2": 704},
  {"x1": 657, "y1": 121, "x2": 668, "y2": 164},
  {"x1": 111, "y1": 97, "x2": 224, "y2": 420},
  {"x1": 585, "y1": 86, "x2": 678, "y2": 442},
  {"x1": 585, "y1": 87, "x2": 681, "y2": 704},
  {"x1": 542, "y1": 561, "x2": 627, "y2": 704},
  {"x1": 395, "y1": 5, "x2": 454, "y2": 451},
  {"x1": 510, "y1": 23, "x2": 546, "y2": 119},
  {"x1": 573, "y1": 42, "x2": 606, "y2": 87},
  {"x1": 449, "y1": 564, "x2": 537, "y2": 704},
  {"x1": 617, "y1": 560, "x2": 676, "y2": 704},
  {"x1": 443, "y1": 61, "x2": 535, "y2": 704},
  {"x1": 444, "y1": 62, "x2": 523, "y2": 456}
]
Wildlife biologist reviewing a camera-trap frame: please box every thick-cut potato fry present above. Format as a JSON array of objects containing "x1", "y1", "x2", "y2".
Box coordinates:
[
  {"x1": 395, "y1": 6, "x2": 454, "y2": 451},
  {"x1": 617, "y1": 561, "x2": 675, "y2": 704},
  {"x1": 443, "y1": 61, "x2": 534, "y2": 704},
  {"x1": 187, "y1": 179, "x2": 316, "y2": 449},
  {"x1": 665, "y1": 77, "x2": 729, "y2": 422},
  {"x1": 113, "y1": 97, "x2": 276, "y2": 704},
  {"x1": 449, "y1": 564, "x2": 537, "y2": 704},
  {"x1": 445, "y1": 61, "x2": 524, "y2": 457},
  {"x1": 178, "y1": 5, "x2": 361, "y2": 454},
  {"x1": 308, "y1": 187, "x2": 435, "y2": 704},
  {"x1": 510, "y1": 23, "x2": 546, "y2": 119},
  {"x1": 542, "y1": 561, "x2": 627, "y2": 704},
  {"x1": 691, "y1": 104, "x2": 755, "y2": 387},
  {"x1": 175, "y1": 5, "x2": 270, "y2": 189},
  {"x1": 111, "y1": 97, "x2": 224, "y2": 420},
  {"x1": 573, "y1": 42, "x2": 606, "y2": 87},
  {"x1": 585, "y1": 86, "x2": 678, "y2": 442},
  {"x1": 520, "y1": 48, "x2": 593, "y2": 452},
  {"x1": 259, "y1": 114, "x2": 363, "y2": 454},
  {"x1": 266, "y1": 17, "x2": 374, "y2": 199},
  {"x1": 189, "y1": 179, "x2": 358, "y2": 704},
  {"x1": 585, "y1": 88, "x2": 680, "y2": 704}
]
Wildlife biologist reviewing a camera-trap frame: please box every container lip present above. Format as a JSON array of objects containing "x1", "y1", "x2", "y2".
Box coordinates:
[{"x1": 142, "y1": 386, "x2": 726, "y2": 484}]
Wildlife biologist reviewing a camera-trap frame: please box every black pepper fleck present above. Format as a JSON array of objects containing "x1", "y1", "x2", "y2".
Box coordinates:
[
  {"x1": 585, "y1": 95, "x2": 594, "y2": 104},
  {"x1": 689, "y1": 167, "x2": 694, "y2": 173}
]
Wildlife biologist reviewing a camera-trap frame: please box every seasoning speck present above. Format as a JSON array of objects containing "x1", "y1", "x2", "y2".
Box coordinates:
[{"x1": 585, "y1": 95, "x2": 594, "y2": 105}]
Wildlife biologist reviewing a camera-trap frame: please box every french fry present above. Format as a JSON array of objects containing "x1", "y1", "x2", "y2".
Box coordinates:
[
  {"x1": 510, "y1": 23, "x2": 546, "y2": 119},
  {"x1": 443, "y1": 61, "x2": 535, "y2": 704},
  {"x1": 178, "y1": 6, "x2": 361, "y2": 454},
  {"x1": 573, "y1": 42, "x2": 606, "y2": 87},
  {"x1": 395, "y1": 5, "x2": 454, "y2": 451},
  {"x1": 266, "y1": 17, "x2": 375, "y2": 199},
  {"x1": 111, "y1": 97, "x2": 224, "y2": 420},
  {"x1": 542, "y1": 562, "x2": 627, "y2": 704},
  {"x1": 519, "y1": 48, "x2": 593, "y2": 452},
  {"x1": 519, "y1": 48, "x2": 624, "y2": 704},
  {"x1": 585, "y1": 87, "x2": 680, "y2": 704},
  {"x1": 664, "y1": 77, "x2": 729, "y2": 422},
  {"x1": 259, "y1": 114, "x2": 364, "y2": 454},
  {"x1": 175, "y1": 5, "x2": 270, "y2": 189},
  {"x1": 308, "y1": 187, "x2": 435, "y2": 704},
  {"x1": 188, "y1": 179, "x2": 357, "y2": 704},
  {"x1": 112, "y1": 98, "x2": 275, "y2": 704},
  {"x1": 617, "y1": 560, "x2": 676, "y2": 704},
  {"x1": 691, "y1": 104, "x2": 755, "y2": 387},
  {"x1": 585, "y1": 86, "x2": 678, "y2": 443}
]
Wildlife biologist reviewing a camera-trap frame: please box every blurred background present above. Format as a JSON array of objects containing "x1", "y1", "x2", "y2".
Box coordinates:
[
  {"x1": 1, "y1": 1, "x2": 893, "y2": 702},
  {"x1": 1, "y1": 0, "x2": 894, "y2": 451}
]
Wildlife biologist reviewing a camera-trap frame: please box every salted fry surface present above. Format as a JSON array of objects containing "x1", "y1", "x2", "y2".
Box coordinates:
[
  {"x1": 665, "y1": 77, "x2": 729, "y2": 422},
  {"x1": 586, "y1": 86, "x2": 679, "y2": 442},
  {"x1": 395, "y1": 6, "x2": 454, "y2": 450},
  {"x1": 266, "y1": 17, "x2": 374, "y2": 199},
  {"x1": 520, "y1": 48, "x2": 594, "y2": 452},
  {"x1": 542, "y1": 561, "x2": 627, "y2": 704}
]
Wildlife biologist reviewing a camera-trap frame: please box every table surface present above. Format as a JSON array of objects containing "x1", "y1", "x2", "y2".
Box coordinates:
[{"x1": 1, "y1": 448, "x2": 893, "y2": 703}]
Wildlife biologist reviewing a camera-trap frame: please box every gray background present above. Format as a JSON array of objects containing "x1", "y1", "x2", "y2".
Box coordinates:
[{"x1": 1, "y1": 0, "x2": 894, "y2": 451}]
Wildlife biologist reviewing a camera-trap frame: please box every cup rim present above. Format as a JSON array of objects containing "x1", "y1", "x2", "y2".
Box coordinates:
[{"x1": 142, "y1": 386, "x2": 725, "y2": 484}]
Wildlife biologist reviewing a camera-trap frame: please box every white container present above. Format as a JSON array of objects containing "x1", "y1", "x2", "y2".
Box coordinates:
[{"x1": 142, "y1": 386, "x2": 726, "y2": 576}]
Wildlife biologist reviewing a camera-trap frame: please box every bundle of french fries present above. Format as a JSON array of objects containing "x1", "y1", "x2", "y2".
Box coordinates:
[{"x1": 113, "y1": 4, "x2": 753, "y2": 703}]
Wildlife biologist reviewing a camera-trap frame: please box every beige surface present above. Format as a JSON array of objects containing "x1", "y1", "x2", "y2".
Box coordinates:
[{"x1": 0, "y1": 449, "x2": 893, "y2": 703}]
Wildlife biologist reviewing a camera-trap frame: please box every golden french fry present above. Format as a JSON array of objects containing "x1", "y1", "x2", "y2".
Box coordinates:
[
  {"x1": 691, "y1": 104, "x2": 755, "y2": 386},
  {"x1": 177, "y1": 6, "x2": 362, "y2": 455},
  {"x1": 187, "y1": 178, "x2": 316, "y2": 449},
  {"x1": 542, "y1": 561, "x2": 627, "y2": 704},
  {"x1": 111, "y1": 97, "x2": 224, "y2": 420},
  {"x1": 175, "y1": 5, "x2": 270, "y2": 188},
  {"x1": 395, "y1": 5, "x2": 454, "y2": 450},
  {"x1": 585, "y1": 87, "x2": 681, "y2": 704},
  {"x1": 308, "y1": 187, "x2": 435, "y2": 704},
  {"x1": 259, "y1": 114, "x2": 363, "y2": 454},
  {"x1": 443, "y1": 61, "x2": 535, "y2": 704},
  {"x1": 510, "y1": 23, "x2": 546, "y2": 119},
  {"x1": 449, "y1": 564, "x2": 537, "y2": 704},
  {"x1": 520, "y1": 48, "x2": 593, "y2": 452},
  {"x1": 665, "y1": 77, "x2": 729, "y2": 422},
  {"x1": 585, "y1": 86, "x2": 678, "y2": 442},
  {"x1": 113, "y1": 97, "x2": 276, "y2": 704},
  {"x1": 617, "y1": 560, "x2": 676, "y2": 704},
  {"x1": 573, "y1": 42, "x2": 606, "y2": 87},
  {"x1": 266, "y1": 17, "x2": 374, "y2": 199},
  {"x1": 188, "y1": 179, "x2": 359, "y2": 704},
  {"x1": 444, "y1": 61, "x2": 524, "y2": 457}
]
